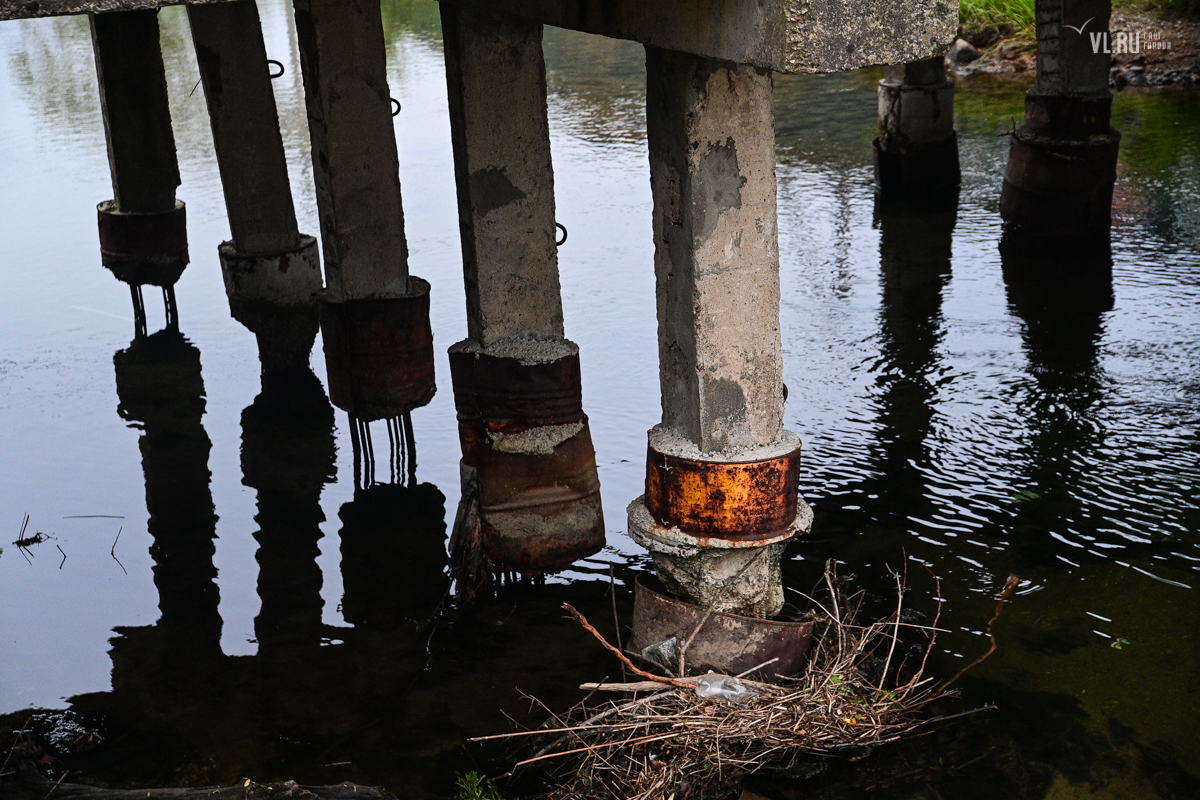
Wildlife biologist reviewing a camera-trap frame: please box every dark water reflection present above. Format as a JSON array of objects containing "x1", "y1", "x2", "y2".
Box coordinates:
[{"x1": 2, "y1": 1, "x2": 1199, "y2": 798}]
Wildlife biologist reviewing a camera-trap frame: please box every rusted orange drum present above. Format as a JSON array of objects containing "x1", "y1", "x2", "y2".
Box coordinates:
[{"x1": 644, "y1": 441, "x2": 801, "y2": 543}]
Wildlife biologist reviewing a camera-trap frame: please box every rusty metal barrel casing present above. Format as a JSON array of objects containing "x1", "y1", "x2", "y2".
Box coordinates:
[
  {"x1": 629, "y1": 427, "x2": 809, "y2": 617},
  {"x1": 97, "y1": 199, "x2": 189, "y2": 287},
  {"x1": 630, "y1": 576, "x2": 814, "y2": 679},
  {"x1": 644, "y1": 436, "x2": 802, "y2": 544},
  {"x1": 1000, "y1": 92, "x2": 1119, "y2": 243},
  {"x1": 449, "y1": 344, "x2": 605, "y2": 574},
  {"x1": 1000, "y1": 127, "x2": 1120, "y2": 241},
  {"x1": 318, "y1": 277, "x2": 436, "y2": 420}
]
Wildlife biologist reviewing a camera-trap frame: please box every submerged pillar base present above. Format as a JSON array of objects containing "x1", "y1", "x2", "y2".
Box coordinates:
[
  {"x1": 628, "y1": 496, "x2": 811, "y2": 618},
  {"x1": 873, "y1": 134, "x2": 960, "y2": 197},
  {"x1": 1000, "y1": 126, "x2": 1120, "y2": 243},
  {"x1": 874, "y1": 60, "x2": 959, "y2": 197},
  {"x1": 1000, "y1": 93, "x2": 1119, "y2": 244},
  {"x1": 220, "y1": 235, "x2": 322, "y2": 373},
  {"x1": 318, "y1": 277, "x2": 436, "y2": 420},
  {"x1": 97, "y1": 199, "x2": 188, "y2": 287},
  {"x1": 449, "y1": 336, "x2": 604, "y2": 575}
]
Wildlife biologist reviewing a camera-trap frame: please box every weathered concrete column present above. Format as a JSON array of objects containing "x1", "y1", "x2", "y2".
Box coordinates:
[
  {"x1": 1001, "y1": 0, "x2": 1119, "y2": 245},
  {"x1": 90, "y1": 9, "x2": 188, "y2": 319},
  {"x1": 629, "y1": 47, "x2": 811, "y2": 618},
  {"x1": 293, "y1": 0, "x2": 435, "y2": 418},
  {"x1": 188, "y1": 0, "x2": 323, "y2": 374},
  {"x1": 440, "y1": 4, "x2": 604, "y2": 576},
  {"x1": 873, "y1": 56, "x2": 960, "y2": 197}
]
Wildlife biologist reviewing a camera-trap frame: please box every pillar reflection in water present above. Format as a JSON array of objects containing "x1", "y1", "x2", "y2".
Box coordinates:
[
  {"x1": 98, "y1": 327, "x2": 224, "y2": 730},
  {"x1": 339, "y1": 415, "x2": 449, "y2": 630},
  {"x1": 1002, "y1": 244, "x2": 1113, "y2": 546},
  {"x1": 867, "y1": 193, "x2": 957, "y2": 517},
  {"x1": 242, "y1": 368, "x2": 337, "y2": 652}
]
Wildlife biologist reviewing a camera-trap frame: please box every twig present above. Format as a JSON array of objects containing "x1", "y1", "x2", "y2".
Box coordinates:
[
  {"x1": 735, "y1": 657, "x2": 779, "y2": 679},
  {"x1": 563, "y1": 604, "x2": 691, "y2": 688},
  {"x1": 938, "y1": 574, "x2": 1020, "y2": 693},
  {"x1": 609, "y1": 566, "x2": 627, "y2": 683},
  {"x1": 581, "y1": 680, "x2": 694, "y2": 692},
  {"x1": 514, "y1": 732, "x2": 679, "y2": 768},
  {"x1": 878, "y1": 567, "x2": 904, "y2": 690},
  {"x1": 45, "y1": 770, "x2": 69, "y2": 800},
  {"x1": 56, "y1": 545, "x2": 66, "y2": 569},
  {"x1": 1, "y1": 717, "x2": 32, "y2": 777},
  {"x1": 111, "y1": 527, "x2": 127, "y2": 575}
]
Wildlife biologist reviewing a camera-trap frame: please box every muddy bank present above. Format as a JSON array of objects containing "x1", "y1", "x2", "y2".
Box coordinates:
[{"x1": 948, "y1": 10, "x2": 1200, "y2": 87}]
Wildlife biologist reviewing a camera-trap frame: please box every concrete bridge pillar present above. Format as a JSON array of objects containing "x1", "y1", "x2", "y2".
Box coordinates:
[
  {"x1": 188, "y1": 0, "x2": 323, "y2": 375},
  {"x1": 630, "y1": 48, "x2": 811, "y2": 617},
  {"x1": 1001, "y1": 0, "x2": 1119, "y2": 246},
  {"x1": 90, "y1": 9, "x2": 187, "y2": 333},
  {"x1": 873, "y1": 56, "x2": 960, "y2": 197},
  {"x1": 293, "y1": 0, "x2": 435, "y2": 419},
  {"x1": 440, "y1": 4, "x2": 604, "y2": 576}
]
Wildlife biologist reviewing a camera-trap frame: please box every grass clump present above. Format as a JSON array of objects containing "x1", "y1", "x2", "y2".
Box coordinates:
[
  {"x1": 959, "y1": 0, "x2": 1036, "y2": 39},
  {"x1": 456, "y1": 772, "x2": 513, "y2": 800}
]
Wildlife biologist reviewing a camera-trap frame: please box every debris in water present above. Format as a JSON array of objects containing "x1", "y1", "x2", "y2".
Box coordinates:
[{"x1": 474, "y1": 561, "x2": 1019, "y2": 799}]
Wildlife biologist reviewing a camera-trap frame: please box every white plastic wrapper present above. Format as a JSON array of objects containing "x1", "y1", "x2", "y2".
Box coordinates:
[{"x1": 694, "y1": 674, "x2": 757, "y2": 702}]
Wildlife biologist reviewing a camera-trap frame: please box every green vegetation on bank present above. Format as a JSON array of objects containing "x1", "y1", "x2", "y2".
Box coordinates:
[
  {"x1": 959, "y1": 0, "x2": 1035, "y2": 39},
  {"x1": 959, "y1": 0, "x2": 1198, "y2": 41}
]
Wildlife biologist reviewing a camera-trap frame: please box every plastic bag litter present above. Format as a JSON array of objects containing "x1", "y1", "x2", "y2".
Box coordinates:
[
  {"x1": 694, "y1": 674, "x2": 757, "y2": 702},
  {"x1": 641, "y1": 636, "x2": 679, "y2": 669}
]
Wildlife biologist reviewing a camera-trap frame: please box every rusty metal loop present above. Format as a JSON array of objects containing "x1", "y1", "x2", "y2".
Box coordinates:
[
  {"x1": 391, "y1": 98, "x2": 401, "y2": 117},
  {"x1": 267, "y1": 59, "x2": 285, "y2": 79},
  {"x1": 555, "y1": 222, "x2": 568, "y2": 246}
]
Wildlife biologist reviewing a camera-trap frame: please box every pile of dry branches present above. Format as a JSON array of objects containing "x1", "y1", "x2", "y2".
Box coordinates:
[{"x1": 476, "y1": 562, "x2": 1018, "y2": 800}]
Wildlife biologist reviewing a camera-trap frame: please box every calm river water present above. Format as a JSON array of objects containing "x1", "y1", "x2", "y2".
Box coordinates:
[{"x1": 1, "y1": 2, "x2": 1198, "y2": 798}]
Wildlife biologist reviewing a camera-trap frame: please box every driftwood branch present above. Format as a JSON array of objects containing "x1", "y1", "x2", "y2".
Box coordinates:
[
  {"x1": 562, "y1": 603, "x2": 692, "y2": 689},
  {"x1": 938, "y1": 573, "x2": 1021, "y2": 693}
]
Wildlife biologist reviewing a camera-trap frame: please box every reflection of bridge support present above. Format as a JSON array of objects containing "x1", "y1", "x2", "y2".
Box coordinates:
[
  {"x1": 873, "y1": 56, "x2": 960, "y2": 197},
  {"x1": 90, "y1": 9, "x2": 186, "y2": 335},
  {"x1": 630, "y1": 49, "x2": 810, "y2": 617},
  {"x1": 113, "y1": 330, "x2": 221, "y2": 644},
  {"x1": 188, "y1": 0, "x2": 322, "y2": 374},
  {"x1": 1001, "y1": 0, "x2": 1119, "y2": 247},
  {"x1": 441, "y1": 5, "x2": 603, "y2": 576},
  {"x1": 241, "y1": 369, "x2": 336, "y2": 651},
  {"x1": 293, "y1": 0, "x2": 435, "y2": 419}
]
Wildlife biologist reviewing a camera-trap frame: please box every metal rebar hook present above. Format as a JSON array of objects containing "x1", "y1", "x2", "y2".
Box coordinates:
[
  {"x1": 555, "y1": 222, "x2": 568, "y2": 246},
  {"x1": 267, "y1": 59, "x2": 285, "y2": 79},
  {"x1": 391, "y1": 98, "x2": 401, "y2": 117}
]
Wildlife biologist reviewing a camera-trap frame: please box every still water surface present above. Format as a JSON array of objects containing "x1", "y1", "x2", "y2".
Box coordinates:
[{"x1": 1, "y1": 1, "x2": 1198, "y2": 798}]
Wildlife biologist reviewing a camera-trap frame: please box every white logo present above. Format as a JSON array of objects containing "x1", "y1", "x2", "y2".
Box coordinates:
[{"x1": 1065, "y1": 17, "x2": 1095, "y2": 35}]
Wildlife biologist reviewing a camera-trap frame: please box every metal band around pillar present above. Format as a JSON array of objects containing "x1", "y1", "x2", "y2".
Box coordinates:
[{"x1": 644, "y1": 442, "x2": 803, "y2": 543}]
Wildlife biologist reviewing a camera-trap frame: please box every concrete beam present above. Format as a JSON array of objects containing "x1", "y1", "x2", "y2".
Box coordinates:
[
  {"x1": 440, "y1": 0, "x2": 957, "y2": 74},
  {"x1": 293, "y1": 0, "x2": 409, "y2": 300},
  {"x1": 1, "y1": 0, "x2": 234, "y2": 22},
  {"x1": 90, "y1": 9, "x2": 179, "y2": 214},
  {"x1": 188, "y1": 0, "x2": 301, "y2": 256},
  {"x1": 646, "y1": 46, "x2": 783, "y2": 455},
  {"x1": 441, "y1": 4, "x2": 564, "y2": 347}
]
